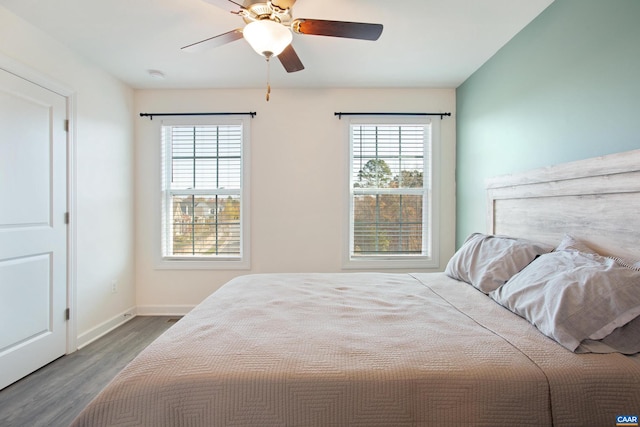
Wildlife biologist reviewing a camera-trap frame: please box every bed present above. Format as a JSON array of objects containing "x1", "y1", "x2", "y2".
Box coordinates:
[{"x1": 71, "y1": 150, "x2": 640, "y2": 427}]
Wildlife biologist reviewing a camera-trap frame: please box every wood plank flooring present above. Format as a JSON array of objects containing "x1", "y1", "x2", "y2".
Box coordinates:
[{"x1": 0, "y1": 316, "x2": 177, "y2": 427}]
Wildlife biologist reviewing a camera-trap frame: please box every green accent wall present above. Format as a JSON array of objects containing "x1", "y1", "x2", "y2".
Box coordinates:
[{"x1": 455, "y1": 0, "x2": 640, "y2": 248}]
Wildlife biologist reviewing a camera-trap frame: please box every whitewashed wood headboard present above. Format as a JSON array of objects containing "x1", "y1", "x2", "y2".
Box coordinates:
[{"x1": 486, "y1": 149, "x2": 640, "y2": 261}]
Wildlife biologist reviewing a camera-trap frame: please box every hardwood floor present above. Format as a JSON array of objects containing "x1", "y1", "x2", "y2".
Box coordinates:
[{"x1": 0, "y1": 316, "x2": 178, "y2": 427}]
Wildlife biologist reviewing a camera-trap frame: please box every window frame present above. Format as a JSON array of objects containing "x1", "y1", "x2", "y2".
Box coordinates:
[
  {"x1": 343, "y1": 116, "x2": 440, "y2": 270},
  {"x1": 156, "y1": 116, "x2": 251, "y2": 270}
]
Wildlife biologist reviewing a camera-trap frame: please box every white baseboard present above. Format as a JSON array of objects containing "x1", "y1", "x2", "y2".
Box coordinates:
[
  {"x1": 136, "y1": 305, "x2": 194, "y2": 316},
  {"x1": 76, "y1": 306, "x2": 137, "y2": 349},
  {"x1": 75, "y1": 305, "x2": 194, "y2": 349}
]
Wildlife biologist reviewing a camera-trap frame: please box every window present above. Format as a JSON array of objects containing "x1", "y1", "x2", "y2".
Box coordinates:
[
  {"x1": 160, "y1": 118, "x2": 250, "y2": 269},
  {"x1": 345, "y1": 117, "x2": 439, "y2": 269}
]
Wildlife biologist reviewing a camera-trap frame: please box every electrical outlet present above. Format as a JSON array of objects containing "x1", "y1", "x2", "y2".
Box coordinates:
[{"x1": 111, "y1": 280, "x2": 118, "y2": 293}]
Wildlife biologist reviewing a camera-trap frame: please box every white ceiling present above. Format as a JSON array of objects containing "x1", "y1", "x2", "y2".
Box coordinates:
[{"x1": 0, "y1": 0, "x2": 554, "y2": 90}]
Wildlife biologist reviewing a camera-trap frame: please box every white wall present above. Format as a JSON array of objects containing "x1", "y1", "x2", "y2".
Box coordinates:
[
  {"x1": 135, "y1": 88, "x2": 456, "y2": 311},
  {"x1": 0, "y1": 7, "x2": 136, "y2": 346}
]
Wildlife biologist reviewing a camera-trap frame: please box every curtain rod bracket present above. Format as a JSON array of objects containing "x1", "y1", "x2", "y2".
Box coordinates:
[
  {"x1": 139, "y1": 112, "x2": 257, "y2": 120},
  {"x1": 334, "y1": 112, "x2": 451, "y2": 120}
]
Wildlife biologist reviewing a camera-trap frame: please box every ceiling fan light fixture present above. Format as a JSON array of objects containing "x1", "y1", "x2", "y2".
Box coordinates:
[{"x1": 243, "y1": 19, "x2": 292, "y2": 57}]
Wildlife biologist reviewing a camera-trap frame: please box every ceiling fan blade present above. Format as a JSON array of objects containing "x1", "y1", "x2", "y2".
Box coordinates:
[
  {"x1": 181, "y1": 29, "x2": 244, "y2": 53},
  {"x1": 201, "y1": 0, "x2": 268, "y2": 12},
  {"x1": 277, "y1": 44, "x2": 305, "y2": 73},
  {"x1": 293, "y1": 19, "x2": 383, "y2": 41},
  {"x1": 201, "y1": 0, "x2": 245, "y2": 13},
  {"x1": 271, "y1": 0, "x2": 296, "y2": 9}
]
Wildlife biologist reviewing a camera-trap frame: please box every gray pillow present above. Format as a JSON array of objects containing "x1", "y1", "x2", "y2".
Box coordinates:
[
  {"x1": 555, "y1": 233, "x2": 600, "y2": 254},
  {"x1": 490, "y1": 250, "x2": 640, "y2": 352},
  {"x1": 444, "y1": 233, "x2": 553, "y2": 293},
  {"x1": 577, "y1": 315, "x2": 640, "y2": 354},
  {"x1": 555, "y1": 234, "x2": 640, "y2": 354}
]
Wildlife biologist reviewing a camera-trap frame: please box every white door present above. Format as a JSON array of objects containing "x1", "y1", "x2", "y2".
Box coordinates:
[{"x1": 0, "y1": 68, "x2": 68, "y2": 390}]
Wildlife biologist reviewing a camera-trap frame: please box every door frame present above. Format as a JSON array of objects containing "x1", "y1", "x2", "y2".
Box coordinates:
[{"x1": 0, "y1": 53, "x2": 77, "y2": 353}]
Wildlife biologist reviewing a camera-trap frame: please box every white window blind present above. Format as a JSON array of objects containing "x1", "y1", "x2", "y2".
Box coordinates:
[
  {"x1": 161, "y1": 123, "x2": 246, "y2": 263},
  {"x1": 348, "y1": 120, "x2": 435, "y2": 267}
]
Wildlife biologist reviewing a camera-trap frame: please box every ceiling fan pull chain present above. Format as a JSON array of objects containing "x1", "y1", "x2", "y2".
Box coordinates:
[{"x1": 265, "y1": 55, "x2": 272, "y2": 102}]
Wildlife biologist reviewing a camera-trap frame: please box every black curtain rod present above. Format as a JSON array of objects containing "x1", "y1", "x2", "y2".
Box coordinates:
[
  {"x1": 334, "y1": 112, "x2": 451, "y2": 120},
  {"x1": 139, "y1": 112, "x2": 256, "y2": 120}
]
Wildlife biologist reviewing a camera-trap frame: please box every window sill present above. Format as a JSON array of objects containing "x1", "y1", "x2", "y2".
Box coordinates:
[
  {"x1": 155, "y1": 257, "x2": 250, "y2": 270},
  {"x1": 342, "y1": 256, "x2": 439, "y2": 270}
]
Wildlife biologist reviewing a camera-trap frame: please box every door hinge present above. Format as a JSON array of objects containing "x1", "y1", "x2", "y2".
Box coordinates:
[
  {"x1": 64, "y1": 119, "x2": 70, "y2": 132},
  {"x1": 65, "y1": 308, "x2": 70, "y2": 321},
  {"x1": 64, "y1": 212, "x2": 69, "y2": 224}
]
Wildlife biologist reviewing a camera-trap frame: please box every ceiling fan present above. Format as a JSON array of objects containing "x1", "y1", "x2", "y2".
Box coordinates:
[{"x1": 182, "y1": 0, "x2": 384, "y2": 75}]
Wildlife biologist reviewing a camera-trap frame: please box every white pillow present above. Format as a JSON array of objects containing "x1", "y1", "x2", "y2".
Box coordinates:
[
  {"x1": 490, "y1": 250, "x2": 640, "y2": 352},
  {"x1": 445, "y1": 233, "x2": 553, "y2": 293}
]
